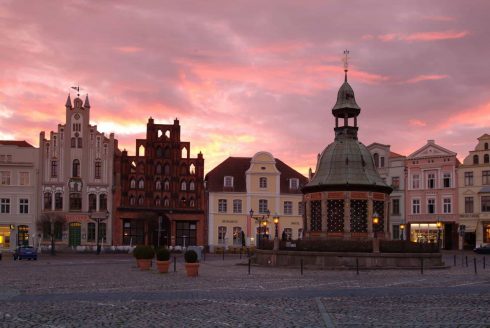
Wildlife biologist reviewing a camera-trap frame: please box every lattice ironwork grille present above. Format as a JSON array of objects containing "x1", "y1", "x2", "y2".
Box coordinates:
[
  {"x1": 310, "y1": 200, "x2": 322, "y2": 231},
  {"x1": 350, "y1": 200, "x2": 368, "y2": 232},
  {"x1": 373, "y1": 200, "x2": 385, "y2": 232},
  {"x1": 327, "y1": 199, "x2": 344, "y2": 232}
]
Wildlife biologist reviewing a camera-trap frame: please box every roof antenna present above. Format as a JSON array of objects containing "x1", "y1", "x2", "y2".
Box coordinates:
[
  {"x1": 343, "y1": 50, "x2": 350, "y2": 82},
  {"x1": 71, "y1": 84, "x2": 81, "y2": 97}
]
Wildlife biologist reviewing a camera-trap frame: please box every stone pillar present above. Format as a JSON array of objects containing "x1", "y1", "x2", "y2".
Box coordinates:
[
  {"x1": 367, "y1": 197, "x2": 373, "y2": 235},
  {"x1": 343, "y1": 193, "x2": 350, "y2": 237},
  {"x1": 321, "y1": 197, "x2": 328, "y2": 232}
]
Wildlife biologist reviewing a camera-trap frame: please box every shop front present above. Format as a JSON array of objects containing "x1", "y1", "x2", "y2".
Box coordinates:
[{"x1": 408, "y1": 222, "x2": 457, "y2": 250}]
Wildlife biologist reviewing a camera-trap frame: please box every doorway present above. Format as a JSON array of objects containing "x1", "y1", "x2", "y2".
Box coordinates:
[{"x1": 69, "y1": 222, "x2": 81, "y2": 246}]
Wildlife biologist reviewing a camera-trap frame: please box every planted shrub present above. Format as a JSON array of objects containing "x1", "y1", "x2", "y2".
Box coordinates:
[
  {"x1": 155, "y1": 247, "x2": 170, "y2": 261},
  {"x1": 133, "y1": 245, "x2": 155, "y2": 259},
  {"x1": 184, "y1": 250, "x2": 198, "y2": 263}
]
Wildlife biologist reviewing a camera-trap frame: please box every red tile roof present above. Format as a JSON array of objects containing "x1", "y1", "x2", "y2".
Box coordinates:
[
  {"x1": 0, "y1": 140, "x2": 34, "y2": 148},
  {"x1": 206, "y1": 157, "x2": 308, "y2": 193}
]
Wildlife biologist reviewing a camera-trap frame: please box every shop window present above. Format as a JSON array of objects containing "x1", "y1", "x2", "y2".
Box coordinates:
[
  {"x1": 122, "y1": 219, "x2": 144, "y2": 245},
  {"x1": 17, "y1": 225, "x2": 29, "y2": 246},
  {"x1": 218, "y1": 226, "x2": 227, "y2": 244},
  {"x1": 233, "y1": 227, "x2": 242, "y2": 245},
  {"x1": 233, "y1": 199, "x2": 242, "y2": 213},
  {"x1": 484, "y1": 224, "x2": 490, "y2": 243},
  {"x1": 284, "y1": 201, "x2": 293, "y2": 215},
  {"x1": 218, "y1": 199, "x2": 227, "y2": 213},
  {"x1": 464, "y1": 172, "x2": 474, "y2": 186},
  {"x1": 283, "y1": 228, "x2": 292, "y2": 240},
  {"x1": 175, "y1": 221, "x2": 196, "y2": 246},
  {"x1": 465, "y1": 197, "x2": 474, "y2": 213}
]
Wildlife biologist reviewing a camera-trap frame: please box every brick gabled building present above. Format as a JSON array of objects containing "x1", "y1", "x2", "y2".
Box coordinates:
[{"x1": 113, "y1": 118, "x2": 205, "y2": 247}]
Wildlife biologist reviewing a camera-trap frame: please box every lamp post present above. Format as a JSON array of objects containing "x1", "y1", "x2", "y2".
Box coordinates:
[
  {"x1": 249, "y1": 209, "x2": 270, "y2": 249},
  {"x1": 372, "y1": 212, "x2": 380, "y2": 239},
  {"x1": 90, "y1": 210, "x2": 109, "y2": 255},
  {"x1": 399, "y1": 224, "x2": 405, "y2": 241},
  {"x1": 436, "y1": 220, "x2": 442, "y2": 249},
  {"x1": 273, "y1": 214, "x2": 280, "y2": 251}
]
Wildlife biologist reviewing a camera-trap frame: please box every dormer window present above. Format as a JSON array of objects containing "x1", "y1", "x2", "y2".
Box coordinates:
[
  {"x1": 224, "y1": 176, "x2": 234, "y2": 188},
  {"x1": 259, "y1": 177, "x2": 267, "y2": 189},
  {"x1": 289, "y1": 178, "x2": 299, "y2": 190}
]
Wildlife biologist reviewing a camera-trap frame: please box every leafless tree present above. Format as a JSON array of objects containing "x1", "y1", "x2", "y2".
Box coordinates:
[{"x1": 36, "y1": 212, "x2": 67, "y2": 255}]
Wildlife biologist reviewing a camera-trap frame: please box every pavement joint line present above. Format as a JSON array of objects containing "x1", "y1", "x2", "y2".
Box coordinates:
[{"x1": 315, "y1": 297, "x2": 336, "y2": 328}]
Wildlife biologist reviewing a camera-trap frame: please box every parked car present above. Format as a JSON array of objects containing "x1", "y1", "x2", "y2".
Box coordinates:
[
  {"x1": 13, "y1": 246, "x2": 37, "y2": 260},
  {"x1": 473, "y1": 245, "x2": 490, "y2": 254}
]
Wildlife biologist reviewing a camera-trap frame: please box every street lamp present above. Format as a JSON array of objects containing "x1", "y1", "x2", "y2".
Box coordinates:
[
  {"x1": 249, "y1": 209, "x2": 270, "y2": 249},
  {"x1": 273, "y1": 214, "x2": 280, "y2": 251},
  {"x1": 372, "y1": 212, "x2": 380, "y2": 239},
  {"x1": 399, "y1": 224, "x2": 405, "y2": 241},
  {"x1": 436, "y1": 220, "x2": 442, "y2": 249}
]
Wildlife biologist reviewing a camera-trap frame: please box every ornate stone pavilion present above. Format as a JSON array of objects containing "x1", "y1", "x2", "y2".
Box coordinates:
[{"x1": 302, "y1": 68, "x2": 393, "y2": 240}]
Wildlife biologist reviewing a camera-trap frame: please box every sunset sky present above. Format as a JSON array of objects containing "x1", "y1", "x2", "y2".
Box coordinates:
[{"x1": 1, "y1": 0, "x2": 489, "y2": 175}]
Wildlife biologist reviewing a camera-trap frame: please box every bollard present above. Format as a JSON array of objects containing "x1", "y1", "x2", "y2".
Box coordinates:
[
  {"x1": 174, "y1": 256, "x2": 176, "y2": 272},
  {"x1": 420, "y1": 257, "x2": 424, "y2": 275},
  {"x1": 474, "y1": 258, "x2": 477, "y2": 274},
  {"x1": 301, "y1": 258, "x2": 304, "y2": 275},
  {"x1": 466, "y1": 256, "x2": 468, "y2": 267},
  {"x1": 203, "y1": 249, "x2": 206, "y2": 262},
  {"x1": 454, "y1": 254, "x2": 456, "y2": 266},
  {"x1": 247, "y1": 247, "x2": 250, "y2": 258},
  {"x1": 356, "y1": 257, "x2": 359, "y2": 275},
  {"x1": 248, "y1": 258, "x2": 251, "y2": 275},
  {"x1": 484, "y1": 257, "x2": 486, "y2": 269}
]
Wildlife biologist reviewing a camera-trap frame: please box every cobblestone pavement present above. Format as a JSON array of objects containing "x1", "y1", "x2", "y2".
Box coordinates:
[{"x1": 0, "y1": 251, "x2": 489, "y2": 327}]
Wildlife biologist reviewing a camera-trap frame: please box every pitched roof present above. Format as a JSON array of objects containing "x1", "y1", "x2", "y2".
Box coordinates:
[
  {"x1": 0, "y1": 140, "x2": 34, "y2": 148},
  {"x1": 205, "y1": 157, "x2": 308, "y2": 193},
  {"x1": 389, "y1": 151, "x2": 405, "y2": 158}
]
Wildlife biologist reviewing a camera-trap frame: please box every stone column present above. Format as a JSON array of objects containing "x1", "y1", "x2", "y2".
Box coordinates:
[
  {"x1": 367, "y1": 197, "x2": 373, "y2": 235},
  {"x1": 343, "y1": 193, "x2": 351, "y2": 238},
  {"x1": 321, "y1": 197, "x2": 328, "y2": 233}
]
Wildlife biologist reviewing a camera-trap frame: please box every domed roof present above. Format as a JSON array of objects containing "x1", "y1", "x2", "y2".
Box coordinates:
[
  {"x1": 332, "y1": 81, "x2": 360, "y2": 117},
  {"x1": 303, "y1": 132, "x2": 391, "y2": 193}
]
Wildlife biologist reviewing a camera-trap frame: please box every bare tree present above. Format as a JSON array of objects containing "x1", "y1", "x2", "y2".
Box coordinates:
[{"x1": 37, "y1": 212, "x2": 67, "y2": 255}]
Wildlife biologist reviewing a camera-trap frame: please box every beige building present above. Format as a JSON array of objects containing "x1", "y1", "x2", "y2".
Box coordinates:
[
  {"x1": 0, "y1": 141, "x2": 39, "y2": 251},
  {"x1": 458, "y1": 134, "x2": 490, "y2": 248},
  {"x1": 205, "y1": 152, "x2": 308, "y2": 251}
]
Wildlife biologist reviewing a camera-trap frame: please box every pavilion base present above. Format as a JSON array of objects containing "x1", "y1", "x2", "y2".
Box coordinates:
[{"x1": 254, "y1": 250, "x2": 445, "y2": 269}]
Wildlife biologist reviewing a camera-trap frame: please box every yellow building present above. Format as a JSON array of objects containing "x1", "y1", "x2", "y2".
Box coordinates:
[
  {"x1": 205, "y1": 152, "x2": 308, "y2": 251},
  {"x1": 458, "y1": 134, "x2": 490, "y2": 248}
]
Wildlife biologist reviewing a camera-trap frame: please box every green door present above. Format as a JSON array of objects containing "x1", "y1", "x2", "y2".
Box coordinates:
[{"x1": 69, "y1": 222, "x2": 81, "y2": 246}]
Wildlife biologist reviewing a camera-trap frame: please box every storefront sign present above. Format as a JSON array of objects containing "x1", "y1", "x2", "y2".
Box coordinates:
[
  {"x1": 291, "y1": 222, "x2": 300, "y2": 225},
  {"x1": 222, "y1": 220, "x2": 238, "y2": 223}
]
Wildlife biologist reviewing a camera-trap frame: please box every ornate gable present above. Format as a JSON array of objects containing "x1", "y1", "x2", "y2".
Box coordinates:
[{"x1": 408, "y1": 140, "x2": 456, "y2": 159}]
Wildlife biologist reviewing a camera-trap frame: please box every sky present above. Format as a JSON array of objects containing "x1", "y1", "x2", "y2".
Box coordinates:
[{"x1": 0, "y1": 0, "x2": 489, "y2": 176}]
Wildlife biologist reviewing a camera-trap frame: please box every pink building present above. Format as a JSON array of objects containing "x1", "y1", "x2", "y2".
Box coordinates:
[{"x1": 405, "y1": 140, "x2": 460, "y2": 249}]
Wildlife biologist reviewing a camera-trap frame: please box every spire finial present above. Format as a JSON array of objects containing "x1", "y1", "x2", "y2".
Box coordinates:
[
  {"x1": 343, "y1": 50, "x2": 350, "y2": 82},
  {"x1": 71, "y1": 84, "x2": 81, "y2": 97}
]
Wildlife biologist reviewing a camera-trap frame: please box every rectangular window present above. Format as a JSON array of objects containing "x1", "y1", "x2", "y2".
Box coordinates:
[
  {"x1": 55, "y1": 193, "x2": 63, "y2": 210},
  {"x1": 218, "y1": 226, "x2": 227, "y2": 244},
  {"x1": 443, "y1": 173, "x2": 451, "y2": 188},
  {"x1": 51, "y1": 161, "x2": 58, "y2": 178},
  {"x1": 99, "y1": 194, "x2": 107, "y2": 211},
  {"x1": 464, "y1": 172, "x2": 474, "y2": 186},
  {"x1": 77, "y1": 138, "x2": 82, "y2": 148},
  {"x1": 427, "y1": 173, "x2": 435, "y2": 189},
  {"x1": 443, "y1": 198, "x2": 451, "y2": 214},
  {"x1": 481, "y1": 196, "x2": 490, "y2": 212},
  {"x1": 392, "y1": 199, "x2": 400, "y2": 215},
  {"x1": 232, "y1": 199, "x2": 242, "y2": 213},
  {"x1": 95, "y1": 162, "x2": 102, "y2": 179},
  {"x1": 232, "y1": 227, "x2": 242, "y2": 245},
  {"x1": 122, "y1": 219, "x2": 144, "y2": 245},
  {"x1": 289, "y1": 178, "x2": 299, "y2": 189},
  {"x1": 427, "y1": 198, "x2": 435, "y2": 214},
  {"x1": 218, "y1": 199, "x2": 227, "y2": 213},
  {"x1": 0, "y1": 171, "x2": 10, "y2": 185},
  {"x1": 465, "y1": 197, "x2": 474, "y2": 213},
  {"x1": 259, "y1": 177, "x2": 267, "y2": 189},
  {"x1": 412, "y1": 174, "x2": 420, "y2": 189},
  {"x1": 69, "y1": 193, "x2": 82, "y2": 211},
  {"x1": 283, "y1": 228, "x2": 292, "y2": 240},
  {"x1": 259, "y1": 199, "x2": 268, "y2": 213},
  {"x1": 223, "y1": 176, "x2": 234, "y2": 188},
  {"x1": 89, "y1": 194, "x2": 97, "y2": 211},
  {"x1": 380, "y1": 157, "x2": 385, "y2": 167},
  {"x1": 71, "y1": 137, "x2": 76, "y2": 148},
  {"x1": 283, "y1": 201, "x2": 293, "y2": 215},
  {"x1": 87, "y1": 223, "x2": 96, "y2": 242},
  {"x1": 483, "y1": 171, "x2": 490, "y2": 185},
  {"x1": 391, "y1": 177, "x2": 400, "y2": 190},
  {"x1": 1, "y1": 198, "x2": 10, "y2": 213},
  {"x1": 19, "y1": 172, "x2": 29, "y2": 186},
  {"x1": 393, "y1": 225, "x2": 400, "y2": 240},
  {"x1": 412, "y1": 199, "x2": 420, "y2": 214},
  {"x1": 298, "y1": 202, "x2": 304, "y2": 216},
  {"x1": 19, "y1": 198, "x2": 29, "y2": 214}
]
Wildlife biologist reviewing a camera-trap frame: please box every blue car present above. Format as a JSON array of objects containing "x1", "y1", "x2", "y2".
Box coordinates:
[{"x1": 13, "y1": 246, "x2": 37, "y2": 260}]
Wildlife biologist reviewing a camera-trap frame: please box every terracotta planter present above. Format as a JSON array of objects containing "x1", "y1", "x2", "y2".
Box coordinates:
[
  {"x1": 137, "y1": 259, "x2": 152, "y2": 271},
  {"x1": 156, "y1": 260, "x2": 170, "y2": 273},
  {"x1": 185, "y1": 262, "x2": 199, "y2": 277}
]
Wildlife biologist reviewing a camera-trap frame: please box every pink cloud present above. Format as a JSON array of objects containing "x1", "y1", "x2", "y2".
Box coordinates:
[
  {"x1": 405, "y1": 74, "x2": 449, "y2": 84},
  {"x1": 114, "y1": 46, "x2": 144, "y2": 53},
  {"x1": 422, "y1": 15, "x2": 455, "y2": 22},
  {"x1": 408, "y1": 119, "x2": 427, "y2": 127},
  {"x1": 377, "y1": 30, "x2": 469, "y2": 42},
  {"x1": 437, "y1": 102, "x2": 490, "y2": 130}
]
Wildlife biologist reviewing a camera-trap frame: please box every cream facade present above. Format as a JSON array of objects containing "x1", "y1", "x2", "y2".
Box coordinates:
[
  {"x1": 457, "y1": 134, "x2": 490, "y2": 248},
  {"x1": 0, "y1": 141, "x2": 39, "y2": 251},
  {"x1": 206, "y1": 152, "x2": 307, "y2": 250}
]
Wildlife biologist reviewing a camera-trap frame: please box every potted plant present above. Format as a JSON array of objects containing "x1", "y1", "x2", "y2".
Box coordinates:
[
  {"x1": 184, "y1": 249, "x2": 199, "y2": 277},
  {"x1": 133, "y1": 245, "x2": 155, "y2": 270},
  {"x1": 155, "y1": 247, "x2": 171, "y2": 273}
]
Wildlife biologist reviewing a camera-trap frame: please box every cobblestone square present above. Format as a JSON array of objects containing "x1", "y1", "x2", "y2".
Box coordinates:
[{"x1": 0, "y1": 251, "x2": 489, "y2": 327}]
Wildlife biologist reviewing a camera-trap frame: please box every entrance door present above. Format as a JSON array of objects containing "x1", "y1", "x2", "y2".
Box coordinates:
[
  {"x1": 69, "y1": 222, "x2": 81, "y2": 246},
  {"x1": 444, "y1": 224, "x2": 453, "y2": 250},
  {"x1": 150, "y1": 216, "x2": 170, "y2": 247}
]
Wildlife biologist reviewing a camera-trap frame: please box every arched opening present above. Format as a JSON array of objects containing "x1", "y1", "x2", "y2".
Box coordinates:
[
  {"x1": 138, "y1": 178, "x2": 144, "y2": 189},
  {"x1": 157, "y1": 130, "x2": 163, "y2": 138},
  {"x1": 485, "y1": 154, "x2": 489, "y2": 164},
  {"x1": 138, "y1": 144, "x2": 145, "y2": 157},
  {"x1": 155, "y1": 179, "x2": 162, "y2": 190},
  {"x1": 164, "y1": 197, "x2": 170, "y2": 207},
  {"x1": 181, "y1": 147, "x2": 188, "y2": 159},
  {"x1": 373, "y1": 153, "x2": 379, "y2": 168},
  {"x1": 164, "y1": 164, "x2": 170, "y2": 175},
  {"x1": 181, "y1": 180, "x2": 187, "y2": 191},
  {"x1": 485, "y1": 142, "x2": 489, "y2": 150},
  {"x1": 155, "y1": 197, "x2": 161, "y2": 206},
  {"x1": 164, "y1": 147, "x2": 170, "y2": 158},
  {"x1": 189, "y1": 181, "x2": 195, "y2": 191},
  {"x1": 164, "y1": 180, "x2": 170, "y2": 191},
  {"x1": 130, "y1": 161, "x2": 136, "y2": 173},
  {"x1": 165, "y1": 130, "x2": 170, "y2": 139},
  {"x1": 156, "y1": 163, "x2": 162, "y2": 175},
  {"x1": 156, "y1": 147, "x2": 163, "y2": 158},
  {"x1": 138, "y1": 196, "x2": 144, "y2": 206},
  {"x1": 473, "y1": 155, "x2": 479, "y2": 165},
  {"x1": 190, "y1": 164, "x2": 196, "y2": 175},
  {"x1": 130, "y1": 178, "x2": 136, "y2": 189}
]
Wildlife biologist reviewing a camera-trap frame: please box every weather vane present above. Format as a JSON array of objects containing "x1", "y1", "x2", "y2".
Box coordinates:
[
  {"x1": 71, "y1": 85, "x2": 81, "y2": 97},
  {"x1": 343, "y1": 50, "x2": 350, "y2": 81}
]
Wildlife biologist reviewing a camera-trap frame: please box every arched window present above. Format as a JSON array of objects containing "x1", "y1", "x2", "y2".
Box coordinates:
[
  {"x1": 190, "y1": 164, "x2": 196, "y2": 175},
  {"x1": 485, "y1": 143, "x2": 489, "y2": 150},
  {"x1": 181, "y1": 181, "x2": 187, "y2": 191},
  {"x1": 156, "y1": 163, "x2": 162, "y2": 175},
  {"x1": 181, "y1": 164, "x2": 188, "y2": 175},
  {"x1": 181, "y1": 147, "x2": 188, "y2": 158},
  {"x1": 99, "y1": 194, "x2": 107, "y2": 211},
  {"x1": 94, "y1": 161, "x2": 102, "y2": 179},
  {"x1": 89, "y1": 193, "x2": 97, "y2": 211},
  {"x1": 129, "y1": 196, "x2": 136, "y2": 205},
  {"x1": 473, "y1": 155, "x2": 479, "y2": 165},
  {"x1": 164, "y1": 164, "x2": 170, "y2": 175},
  {"x1": 373, "y1": 153, "x2": 380, "y2": 168},
  {"x1": 155, "y1": 197, "x2": 161, "y2": 206},
  {"x1": 164, "y1": 147, "x2": 170, "y2": 158},
  {"x1": 485, "y1": 154, "x2": 489, "y2": 164},
  {"x1": 138, "y1": 144, "x2": 145, "y2": 157},
  {"x1": 190, "y1": 198, "x2": 195, "y2": 207},
  {"x1": 189, "y1": 181, "x2": 195, "y2": 191},
  {"x1": 156, "y1": 147, "x2": 163, "y2": 158},
  {"x1": 155, "y1": 180, "x2": 162, "y2": 190},
  {"x1": 180, "y1": 197, "x2": 186, "y2": 207},
  {"x1": 72, "y1": 159, "x2": 80, "y2": 177},
  {"x1": 138, "y1": 196, "x2": 144, "y2": 206},
  {"x1": 130, "y1": 179, "x2": 136, "y2": 189},
  {"x1": 44, "y1": 192, "x2": 52, "y2": 210},
  {"x1": 164, "y1": 180, "x2": 170, "y2": 191},
  {"x1": 164, "y1": 197, "x2": 169, "y2": 207},
  {"x1": 138, "y1": 179, "x2": 144, "y2": 189}
]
